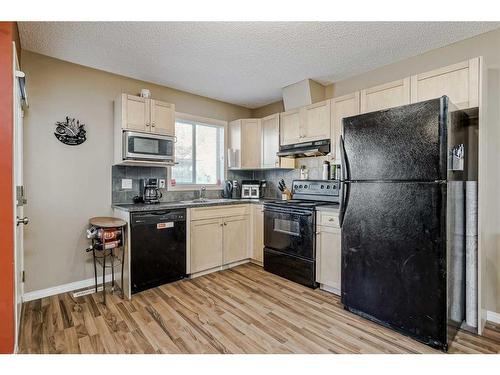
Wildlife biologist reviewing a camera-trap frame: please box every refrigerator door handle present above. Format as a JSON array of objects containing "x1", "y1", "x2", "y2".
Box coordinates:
[
  {"x1": 340, "y1": 134, "x2": 349, "y2": 181},
  {"x1": 339, "y1": 181, "x2": 349, "y2": 227}
]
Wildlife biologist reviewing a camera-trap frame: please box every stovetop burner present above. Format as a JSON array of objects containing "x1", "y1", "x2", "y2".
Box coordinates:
[{"x1": 266, "y1": 180, "x2": 340, "y2": 210}]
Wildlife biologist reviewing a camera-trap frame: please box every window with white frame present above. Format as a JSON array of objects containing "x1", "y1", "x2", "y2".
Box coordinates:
[{"x1": 171, "y1": 116, "x2": 225, "y2": 188}]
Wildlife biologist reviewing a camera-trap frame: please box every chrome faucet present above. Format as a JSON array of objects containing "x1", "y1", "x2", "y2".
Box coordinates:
[{"x1": 200, "y1": 186, "x2": 207, "y2": 200}]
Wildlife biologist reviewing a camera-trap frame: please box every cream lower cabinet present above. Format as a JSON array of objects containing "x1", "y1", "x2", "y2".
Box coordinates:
[
  {"x1": 316, "y1": 211, "x2": 342, "y2": 295},
  {"x1": 223, "y1": 215, "x2": 249, "y2": 264},
  {"x1": 190, "y1": 218, "x2": 223, "y2": 274},
  {"x1": 360, "y1": 77, "x2": 410, "y2": 114},
  {"x1": 190, "y1": 206, "x2": 250, "y2": 275},
  {"x1": 250, "y1": 204, "x2": 264, "y2": 264}
]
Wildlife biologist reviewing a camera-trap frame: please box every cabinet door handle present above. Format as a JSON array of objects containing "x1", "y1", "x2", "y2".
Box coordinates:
[
  {"x1": 152, "y1": 122, "x2": 155, "y2": 127},
  {"x1": 146, "y1": 123, "x2": 150, "y2": 127},
  {"x1": 224, "y1": 222, "x2": 227, "y2": 226}
]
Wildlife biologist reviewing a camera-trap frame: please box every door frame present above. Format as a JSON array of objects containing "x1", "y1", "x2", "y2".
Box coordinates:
[
  {"x1": 0, "y1": 23, "x2": 15, "y2": 354},
  {"x1": 13, "y1": 41, "x2": 25, "y2": 352}
]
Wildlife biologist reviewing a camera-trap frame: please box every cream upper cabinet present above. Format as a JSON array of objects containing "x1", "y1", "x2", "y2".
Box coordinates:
[
  {"x1": 150, "y1": 99, "x2": 175, "y2": 135},
  {"x1": 122, "y1": 94, "x2": 150, "y2": 132},
  {"x1": 223, "y1": 215, "x2": 249, "y2": 264},
  {"x1": 261, "y1": 113, "x2": 280, "y2": 168},
  {"x1": 280, "y1": 100, "x2": 331, "y2": 146},
  {"x1": 251, "y1": 204, "x2": 264, "y2": 264},
  {"x1": 316, "y1": 225, "x2": 342, "y2": 294},
  {"x1": 410, "y1": 58, "x2": 480, "y2": 109},
  {"x1": 118, "y1": 94, "x2": 175, "y2": 135},
  {"x1": 280, "y1": 109, "x2": 301, "y2": 145},
  {"x1": 301, "y1": 100, "x2": 331, "y2": 142},
  {"x1": 228, "y1": 119, "x2": 241, "y2": 169},
  {"x1": 228, "y1": 119, "x2": 261, "y2": 169},
  {"x1": 190, "y1": 218, "x2": 223, "y2": 274},
  {"x1": 241, "y1": 119, "x2": 262, "y2": 169},
  {"x1": 331, "y1": 92, "x2": 360, "y2": 161},
  {"x1": 360, "y1": 77, "x2": 410, "y2": 113}
]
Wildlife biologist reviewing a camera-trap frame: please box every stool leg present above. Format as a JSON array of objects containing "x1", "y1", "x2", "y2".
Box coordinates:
[
  {"x1": 102, "y1": 250, "x2": 106, "y2": 305},
  {"x1": 120, "y1": 226, "x2": 125, "y2": 299},
  {"x1": 111, "y1": 248, "x2": 115, "y2": 293},
  {"x1": 93, "y1": 248, "x2": 98, "y2": 293}
]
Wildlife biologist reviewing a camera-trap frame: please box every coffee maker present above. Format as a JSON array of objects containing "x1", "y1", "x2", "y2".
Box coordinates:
[{"x1": 140, "y1": 178, "x2": 162, "y2": 204}]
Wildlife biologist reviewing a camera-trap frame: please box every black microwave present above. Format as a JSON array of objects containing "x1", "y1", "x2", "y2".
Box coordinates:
[{"x1": 123, "y1": 131, "x2": 174, "y2": 163}]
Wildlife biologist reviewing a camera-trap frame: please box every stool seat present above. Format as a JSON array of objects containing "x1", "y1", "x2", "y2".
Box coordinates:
[{"x1": 89, "y1": 216, "x2": 126, "y2": 228}]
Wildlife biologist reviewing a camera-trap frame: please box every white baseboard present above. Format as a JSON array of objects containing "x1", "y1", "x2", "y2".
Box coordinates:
[
  {"x1": 487, "y1": 310, "x2": 500, "y2": 324},
  {"x1": 249, "y1": 259, "x2": 263, "y2": 267},
  {"x1": 189, "y1": 259, "x2": 251, "y2": 279},
  {"x1": 23, "y1": 273, "x2": 118, "y2": 302},
  {"x1": 320, "y1": 284, "x2": 341, "y2": 296}
]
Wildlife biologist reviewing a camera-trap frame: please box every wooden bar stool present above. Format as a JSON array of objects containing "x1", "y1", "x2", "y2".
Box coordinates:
[{"x1": 88, "y1": 216, "x2": 127, "y2": 304}]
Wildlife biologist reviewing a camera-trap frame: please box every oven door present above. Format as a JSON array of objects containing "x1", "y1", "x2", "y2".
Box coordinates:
[
  {"x1": 263, "y1": 206, "x2": 315, "y2": 259},
  {"x1": 123, "y1": 131, "x2": 174, "y2": 162}
]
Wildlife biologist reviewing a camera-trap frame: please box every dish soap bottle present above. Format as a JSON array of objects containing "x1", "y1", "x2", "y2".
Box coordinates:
[
  {"x1": 322, "y1": 161, "x2": 330, "y2": 180},
  {"x1": 300, "y1": 165, "x2": 309, "y2": 180}
]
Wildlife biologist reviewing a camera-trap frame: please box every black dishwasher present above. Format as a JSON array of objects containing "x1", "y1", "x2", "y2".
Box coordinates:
[{"x1": 130, "y1": 209, "x2": 186, "y2": 294}]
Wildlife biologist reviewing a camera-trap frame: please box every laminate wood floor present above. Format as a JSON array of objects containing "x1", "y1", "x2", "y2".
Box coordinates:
[{"x1": 18, "y1": 263, "x2": 500, "y2": 354}]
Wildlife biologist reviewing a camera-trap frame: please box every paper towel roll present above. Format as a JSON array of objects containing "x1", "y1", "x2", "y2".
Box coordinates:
[
  {"x1": 465, "y1": 181, "x2": 478, "y2": 328},
  {"x1": 449, "y1": 233, "x2": 465, "y2": 323}
]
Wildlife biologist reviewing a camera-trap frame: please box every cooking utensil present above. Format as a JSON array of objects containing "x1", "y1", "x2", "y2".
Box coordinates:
[{"x1": 278, "y1": 179, "x2": 286, "y2": 192}]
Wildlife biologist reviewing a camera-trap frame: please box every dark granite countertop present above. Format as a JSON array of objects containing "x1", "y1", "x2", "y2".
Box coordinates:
[{"x1": 112, "y1": 198, "x2": 274, "y2": 212}]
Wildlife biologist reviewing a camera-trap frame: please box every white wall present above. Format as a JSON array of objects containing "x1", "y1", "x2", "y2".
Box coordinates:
[{"x1": 21, "y1": 51, "x2": 251, "y2": 293}]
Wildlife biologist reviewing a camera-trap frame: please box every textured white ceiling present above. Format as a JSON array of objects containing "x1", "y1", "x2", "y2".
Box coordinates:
[{"x1": 19, "y1": 22, "x2": 500, "y2": 108}]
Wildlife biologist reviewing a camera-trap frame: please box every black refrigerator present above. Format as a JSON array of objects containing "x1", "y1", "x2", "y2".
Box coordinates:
[{"x1": 339, "y1": 96, "x2": 469, "y2": 351}]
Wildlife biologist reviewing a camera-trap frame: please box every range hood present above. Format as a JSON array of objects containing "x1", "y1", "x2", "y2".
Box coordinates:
[
  {"x1": 277, "y1": 139, "x2": 330, "y2": 158},
  {"x1": 282, "y1": 79, "x2": 326, "y2": 111}
]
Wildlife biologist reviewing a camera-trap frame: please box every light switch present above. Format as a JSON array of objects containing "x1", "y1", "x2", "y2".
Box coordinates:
[{"x1": 121, "y1": 178, "x2": 133, "y2": 190}]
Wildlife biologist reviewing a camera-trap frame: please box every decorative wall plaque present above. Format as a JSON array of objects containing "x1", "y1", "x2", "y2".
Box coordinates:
[{"x1": 54, "y1": 116, "x2": 86, "y2": 146}]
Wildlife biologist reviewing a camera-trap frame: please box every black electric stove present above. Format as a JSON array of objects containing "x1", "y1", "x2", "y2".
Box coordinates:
[{"x1": 263, "y1": 180, "x2": 340, "y2": 288}]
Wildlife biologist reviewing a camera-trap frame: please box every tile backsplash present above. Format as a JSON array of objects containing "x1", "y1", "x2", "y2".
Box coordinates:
[
  {"x1": 228, "y1": 156, "x2": 337, "y2": 199},
  {"x1": 112, "y1": 156, "x2": 337, "y2": 204},
  {"x1": 111, "y1": 166, "x2": 220, "y2": 204}
]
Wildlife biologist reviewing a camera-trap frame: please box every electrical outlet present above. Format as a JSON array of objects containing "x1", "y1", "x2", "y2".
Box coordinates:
[
  {"x1": 121, "y1": 178, "x2": 133, "y2": 190},
  {"x1": 159, "y1": 179, "x2": 166, "y2": 189}
]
